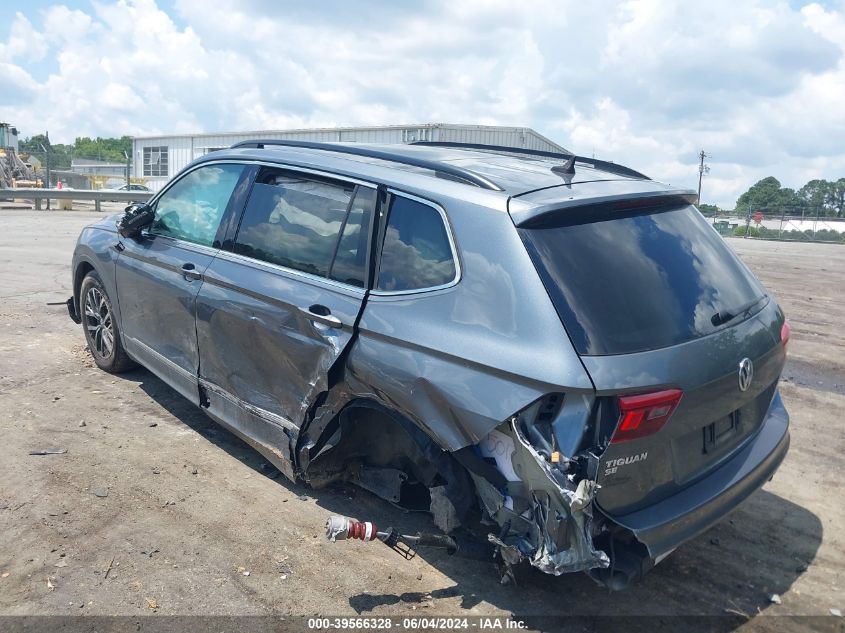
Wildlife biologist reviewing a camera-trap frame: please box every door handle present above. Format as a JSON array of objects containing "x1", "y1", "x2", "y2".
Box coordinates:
[
  {"x1": 302, "y1": 304, "x2": 342, "y2": 329},
  {"x1": 181, "y1": 262, "x2": 202, "y2": 281}
]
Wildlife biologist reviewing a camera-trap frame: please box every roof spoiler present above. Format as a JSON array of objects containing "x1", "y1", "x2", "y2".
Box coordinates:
[{"x1": 512, "y1": 189, "x2": 700, "y2": 228}]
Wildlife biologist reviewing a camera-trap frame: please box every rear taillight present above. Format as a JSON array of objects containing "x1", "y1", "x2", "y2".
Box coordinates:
[
  {"x1": 781, "y1": 320, "x2": 791, "y2": 353},
  {"x1": 610, "y1": 389, "x2": 683, "y2": 444}
]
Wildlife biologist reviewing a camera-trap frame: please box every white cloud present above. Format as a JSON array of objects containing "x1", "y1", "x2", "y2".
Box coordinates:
[
  {"x1": 0, "y1": 12, "x2": 47, "y2": 62},
  {"x1": 0, "y1": 0, "x2": 842, "y2": 207}
]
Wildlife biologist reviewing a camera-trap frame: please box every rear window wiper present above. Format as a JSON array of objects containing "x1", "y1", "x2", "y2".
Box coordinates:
[{"x1": 710, "y1": 294, "x2": 767, "y2": 327}]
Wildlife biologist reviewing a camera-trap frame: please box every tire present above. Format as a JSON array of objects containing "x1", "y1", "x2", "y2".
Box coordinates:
[{"x1": 79, "y1": 271, "x2": 136, "y2": 373}]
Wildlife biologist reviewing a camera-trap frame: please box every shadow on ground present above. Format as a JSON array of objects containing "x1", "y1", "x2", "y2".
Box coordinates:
[{"x1": 127, "y1": 368, "x2": 822, "y2": 623}]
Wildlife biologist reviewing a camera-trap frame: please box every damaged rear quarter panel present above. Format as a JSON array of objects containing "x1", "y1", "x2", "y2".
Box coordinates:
[{"x1": 349, "y1": 196, "x2": 592, "y2": 451}]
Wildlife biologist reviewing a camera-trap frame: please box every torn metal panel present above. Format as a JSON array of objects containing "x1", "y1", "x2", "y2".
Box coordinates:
[
  {"x1": 476, "y1": 416, "x2": 609, "y2": 577},
  {"x1": 511, "y1": 417, "x2": 608, "y2": 574},
  {"x1": 298, "y1": 354, "x2": 608, "y2": 575}
]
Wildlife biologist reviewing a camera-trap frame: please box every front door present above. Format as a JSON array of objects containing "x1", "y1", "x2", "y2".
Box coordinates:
[
  {"x1": 194, "y1": 167, "x2": 376, "y2": 457},
  {"x1": 115, "y1": 162, "x2": 250, "y2": 403}
]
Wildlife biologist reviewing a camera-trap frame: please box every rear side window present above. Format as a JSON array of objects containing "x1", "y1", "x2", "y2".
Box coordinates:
[
  {"x1": 521, "y1": 205, "x2": 766, "y2": 355},
  {"x1": 234, "y1": 170, "x2": 355, "y2": 278},
  {"x1": 376, "y1": 195, "x2": 456, "y2": 292}
]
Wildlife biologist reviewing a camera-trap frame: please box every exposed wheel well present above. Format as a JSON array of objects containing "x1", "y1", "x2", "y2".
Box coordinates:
[{"x1": 303, "y1": 400, "x2": 478, "y2": 531}]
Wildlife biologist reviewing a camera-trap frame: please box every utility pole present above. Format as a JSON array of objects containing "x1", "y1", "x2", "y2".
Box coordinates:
[
  {"x1": 697, "y1": 150, "x2": 710, "y2": 203},
  {"x1": 124, "y1": 150, "x2": 130, "y2": 189}
]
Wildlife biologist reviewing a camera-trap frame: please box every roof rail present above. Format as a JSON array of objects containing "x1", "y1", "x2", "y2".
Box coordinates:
[
  {"x1": 229, "y1": 139, "x2": 504, "y2": 191},
  {"x1": 410, "y1": 141, "x2": 650, "y2": 180}
]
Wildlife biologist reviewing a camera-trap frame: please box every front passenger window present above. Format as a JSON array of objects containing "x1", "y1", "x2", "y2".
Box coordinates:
[{"x1": 152, "y1": 164, "x2": 245, "y2": 247}]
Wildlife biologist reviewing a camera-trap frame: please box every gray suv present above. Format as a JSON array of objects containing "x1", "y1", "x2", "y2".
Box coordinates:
[{"x1": 67, "y1": 140, "x2": 790, "y2": 588}]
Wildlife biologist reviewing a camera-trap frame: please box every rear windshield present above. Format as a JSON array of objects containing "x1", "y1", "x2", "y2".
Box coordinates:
[{"x1": 520, "y1": 205, "x2": 766, "y2": 356}]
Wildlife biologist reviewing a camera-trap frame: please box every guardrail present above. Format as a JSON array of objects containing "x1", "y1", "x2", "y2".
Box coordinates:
[{"x1": 0, "y1": 188, "x2": 152, "y2": 212}]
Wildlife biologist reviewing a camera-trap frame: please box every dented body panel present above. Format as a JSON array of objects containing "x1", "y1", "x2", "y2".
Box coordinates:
[{"x1": 195, "y1": 251, "x2": 366, "y2": 428}]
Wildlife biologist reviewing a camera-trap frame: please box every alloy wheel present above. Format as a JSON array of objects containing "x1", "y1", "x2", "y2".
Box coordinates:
[{"x1": 84, "y1": 287, "x2": 114, "y2": 359}]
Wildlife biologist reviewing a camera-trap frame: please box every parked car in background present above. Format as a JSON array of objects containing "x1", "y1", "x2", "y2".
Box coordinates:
[
  {"x1": 67, "y1": 140, "x2": 790, "y2": 588},
  {"x1": 117, "y1": 183, "x2": 152, "y2": 192},
  {"x1": 102, "y1": 183, "x2": 153, "y2": 203}
]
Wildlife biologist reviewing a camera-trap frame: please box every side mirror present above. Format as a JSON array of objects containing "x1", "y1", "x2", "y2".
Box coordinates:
[{"x1": 117, "y1": 202, "x2": 155, "y2": 238}]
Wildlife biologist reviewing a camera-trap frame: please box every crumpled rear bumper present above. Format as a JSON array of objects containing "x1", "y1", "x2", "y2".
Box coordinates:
[{"x1": 601, "y1": 390, "x2": 790, "y2": 559}]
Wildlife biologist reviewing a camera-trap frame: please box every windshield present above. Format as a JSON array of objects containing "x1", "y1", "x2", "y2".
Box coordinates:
[{"x1": 520, "y1": 205, "x2": 766, "y2": 355}]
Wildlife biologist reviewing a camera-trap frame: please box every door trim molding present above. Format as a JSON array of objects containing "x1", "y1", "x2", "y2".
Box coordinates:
[
  {"x1": 199, "y1": 378, "x2": 300, "y2": 432},
  {"x1": 127, "y1": 336, "x2": 197, "y2": 383}
]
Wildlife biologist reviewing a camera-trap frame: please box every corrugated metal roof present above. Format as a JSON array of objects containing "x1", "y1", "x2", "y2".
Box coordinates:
[{"x1": 132, "y1": 122, "x2": 569, "y2": 154}]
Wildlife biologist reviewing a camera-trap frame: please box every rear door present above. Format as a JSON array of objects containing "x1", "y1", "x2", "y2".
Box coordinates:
[
  {"x1": 194, "y1": 166, "x2": 376, "y2": 438},
  {"x1": 115, "y1": 162, "x2": 250, "y2": 403},
  {"x1": 517, "y1": 202, "x2": 788, "y2": 515}
]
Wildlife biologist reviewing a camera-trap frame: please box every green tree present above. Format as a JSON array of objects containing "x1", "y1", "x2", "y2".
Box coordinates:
[
  {"x1": 797, "y1": 178, "x2": 845, "y2": 217},
  {"x1": 73, "y1": 136, "x2": 132, "y2": 163},
  {"x1": 18, "y1": 135, "x2": 72, "y2": 170},
  {"x1": 697, "y1": 202, "x2": 721, "y2": 216},
  {"x1": 830, "y1": 178, "x2": 845, "y2": 217},
  {"x1": 735, "y1": 177, "x2": 805, "y2": 217},
  {"x1": 19, "y1": 134, "x2": 133, "y2": 172}
]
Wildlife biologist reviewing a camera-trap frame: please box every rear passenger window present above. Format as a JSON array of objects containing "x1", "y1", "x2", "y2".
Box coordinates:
[
  {"x1": 234, "y1": 170, "x2": 354, "y2": 278},
  {"x1": 376, "y1": 195, "x2": 456, "y2": 292}
]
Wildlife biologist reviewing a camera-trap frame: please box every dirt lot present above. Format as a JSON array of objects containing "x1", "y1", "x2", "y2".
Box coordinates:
[{"x1": 0, "y1": 208, "x2": 843, "y2": 622}]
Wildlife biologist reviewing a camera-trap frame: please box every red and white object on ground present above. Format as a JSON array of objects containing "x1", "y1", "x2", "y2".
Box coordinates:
[{"x1": 325, "y1": 515, "x2": 378, "y2": 542}]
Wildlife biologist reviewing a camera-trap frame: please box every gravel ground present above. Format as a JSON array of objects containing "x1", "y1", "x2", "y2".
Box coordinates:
[{"x1": 0, "y1": 209, "x2": 842, "y2": 624}]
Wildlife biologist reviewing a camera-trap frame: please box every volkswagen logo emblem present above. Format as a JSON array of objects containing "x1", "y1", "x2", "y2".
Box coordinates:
[{"x1": 738, "y1": 358, "x2": 754, "y2": 392}]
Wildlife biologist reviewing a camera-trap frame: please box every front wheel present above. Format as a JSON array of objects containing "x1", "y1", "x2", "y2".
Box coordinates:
[{"x1": 79, "y1": 271, "x2": 136, "y2": 373}]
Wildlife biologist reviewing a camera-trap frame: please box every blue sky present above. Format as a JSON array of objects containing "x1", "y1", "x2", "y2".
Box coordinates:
[{"x1": 2, "y1": 0, "x2": 844, "y2": 207}]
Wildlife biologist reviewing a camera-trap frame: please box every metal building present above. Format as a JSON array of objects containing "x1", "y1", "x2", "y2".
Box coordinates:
[
  {"x1": 0, "y1": 123, "x2": 20, "y2": 150},
  {"x1": 131, "y1": 123, "x2": 569, "y2": 191}
]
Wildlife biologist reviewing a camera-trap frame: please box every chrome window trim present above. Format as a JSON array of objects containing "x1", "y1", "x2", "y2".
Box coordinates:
[
  {"x1": 211, "y1": 249, "x2": 366, "y2": 298},
  {"x1": 143, "y1": 232, "x2": 220, "y2": 258},
  {"x1": 148, "y1": 159, "x2": 378, "y2": 208},
  {"x1": 369, "y1": 189, "x2": 462, "y2": 297},
  {"x1": 148, "y1": 159, "x2": 377, "y2": 292}
]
